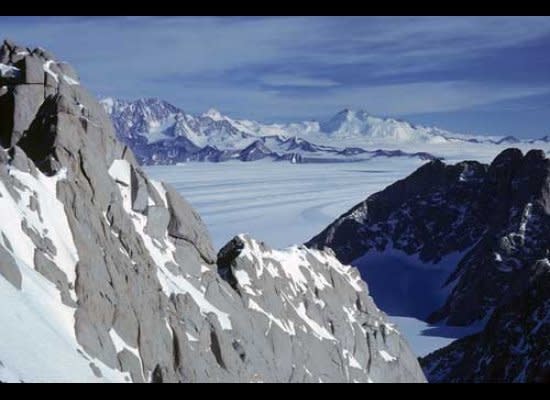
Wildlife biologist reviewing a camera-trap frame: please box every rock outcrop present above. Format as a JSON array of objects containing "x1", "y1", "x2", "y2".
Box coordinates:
[
  {"x1": 307, "y1": 148, "x2": 550, "y2": 382},
  {"x1": 0, "y1": 41, "x2": 425, "y2": 382}
]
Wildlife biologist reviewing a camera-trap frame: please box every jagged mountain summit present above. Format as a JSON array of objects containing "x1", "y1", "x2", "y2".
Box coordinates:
[
  {"x1": 318, "y1": 109, "x2": 453, "y2": 144},
  {"x1": 0, "y1": 41, "x2": 425, "y2": 382},
  {"x1": 306, "y1": 148, "x2": 550, "y2": 382}
]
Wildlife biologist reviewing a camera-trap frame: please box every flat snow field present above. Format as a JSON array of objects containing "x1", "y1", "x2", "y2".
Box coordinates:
[
  {"x1": 145, "y1": 158, "x2": 427, "y2": 249},
  {"x1": 143, "y1": 143, "x2": 546, "y2": 250}
]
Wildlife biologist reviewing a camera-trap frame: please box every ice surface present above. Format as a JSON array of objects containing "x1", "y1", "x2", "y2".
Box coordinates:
[
  {"x1": 353, "y1": 246, "x2": 469, "y2": 319},
  {"x1": 144, "y1": 158, "x2": 427, "y2": 249},
  {"x1": 352, "y1": 242, "x2": 485, "y2": 356},
  {"x1": 0, "y1": 273, "x2": 130, "y2": 382},
  {"x1": 388, "y1": 316, "x2": 484, "y2": 357}
]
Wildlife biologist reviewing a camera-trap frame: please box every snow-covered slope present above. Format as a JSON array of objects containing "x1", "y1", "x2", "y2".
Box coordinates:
[
  {"x1": 0, "y1": 161, "x2": 131, "y2": 383},
  {"x1": 317, "y1": 109, "x2": 452, "y2": 145}
]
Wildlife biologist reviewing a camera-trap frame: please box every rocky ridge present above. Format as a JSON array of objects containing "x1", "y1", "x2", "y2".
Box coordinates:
[
  {"x1": 307, "y1": 148, "x2": 550, "y2": 382},
  {"x1": 0, "y1": 40, "x2": 425, "y2": 383}
]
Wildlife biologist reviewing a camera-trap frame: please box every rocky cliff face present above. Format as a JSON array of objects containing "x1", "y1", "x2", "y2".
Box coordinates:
[
  {"x1": 307, "y1": 148, "x2": 550, "y2": 382},
  {"x1": 420, "y1": 261, "x2": 549, "y2": 382},
  {"x1": 0, "y1": 41, "x2": 425, "y2": 382}
]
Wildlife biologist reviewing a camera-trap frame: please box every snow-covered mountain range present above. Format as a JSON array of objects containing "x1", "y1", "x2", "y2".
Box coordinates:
[
  {"x1": 99, "y1": 98, "x2": 445, "y2": 164},
  {"x1": 101, "y1": 97, "x2": 550, "y2": 166}
]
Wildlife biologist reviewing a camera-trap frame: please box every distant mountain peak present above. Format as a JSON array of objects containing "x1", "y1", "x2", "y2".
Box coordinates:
[
  {"x1": 202, "y1": 108, "x2": 224, "y2": 121},
  {"x1": 337, "y1": 108, "x2": 352, "y2": 115},
  {"x1": 333, "y1": 108, "x2": 370, "y2": 119}
]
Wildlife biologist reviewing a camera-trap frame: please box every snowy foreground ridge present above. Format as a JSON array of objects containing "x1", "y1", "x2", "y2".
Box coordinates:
[{"x1": 0, "y1": 41, "x2": 426, "y2": 382}]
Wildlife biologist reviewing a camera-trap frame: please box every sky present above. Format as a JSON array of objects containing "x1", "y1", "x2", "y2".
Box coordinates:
[{"x1": 2, "y1": 16, "x2": 550, "y2": 137}]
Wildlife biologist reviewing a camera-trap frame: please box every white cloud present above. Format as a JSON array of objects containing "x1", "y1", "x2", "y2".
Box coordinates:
[
  {"x1": 5, "y1": 16, "x2": 550, "y2": 79},
  {"x1": 162, "y1": 80, "x2": 550, "y2": 122}
]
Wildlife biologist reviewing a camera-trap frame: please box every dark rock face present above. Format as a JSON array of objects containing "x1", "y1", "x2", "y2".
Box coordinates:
[
  {"x1": 307, "y1": 148, "x2": 550, "y2": 382},
  {"x1": 0, "y1": 41, "x2": 425, "y2": 382},
  {"x1": 420, "y1": 261, "x2": 550, "y2": 383},
  {"x1": 308, "y1": 159, "x2": 488, "y2": 266},
  {"x1": 238, "y1": 140, "x2": 272, "y2": 161},
  {"x1": 0, "y1": 89, "x2": 14, "y2": 148}
]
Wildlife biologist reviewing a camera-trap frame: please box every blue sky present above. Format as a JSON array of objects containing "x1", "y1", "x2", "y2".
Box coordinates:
[{"x1": 2, "y1": 16, "x2": 550, "y2": 137}]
